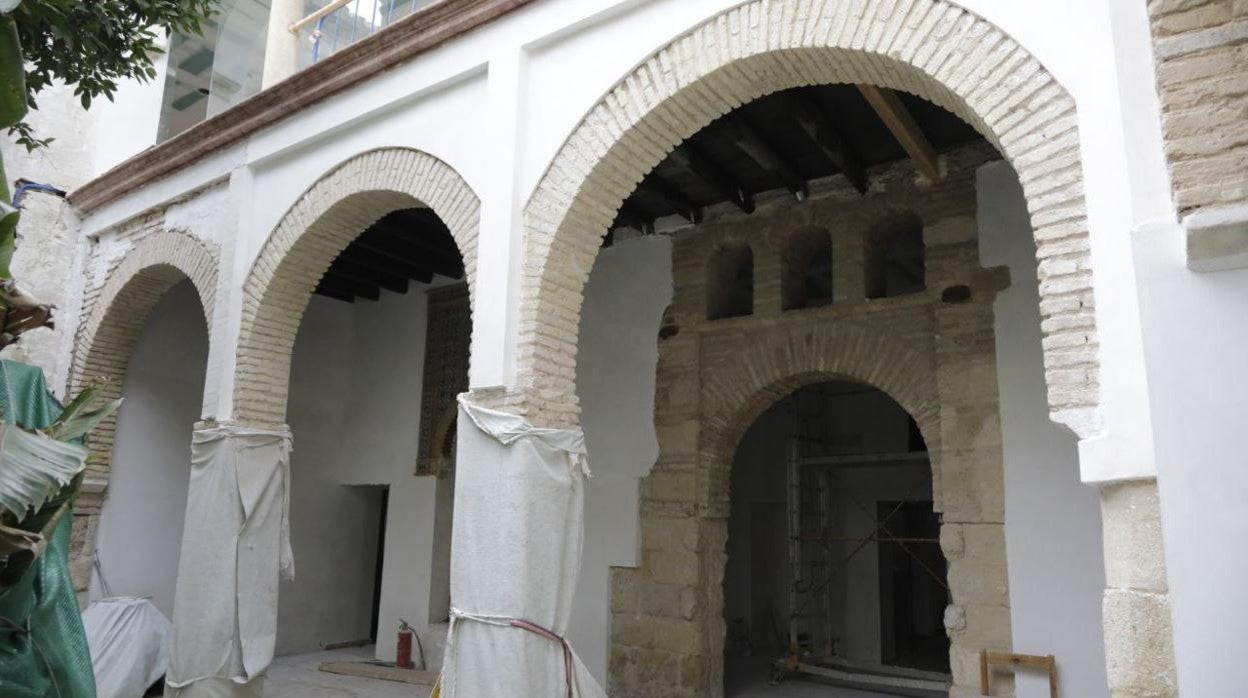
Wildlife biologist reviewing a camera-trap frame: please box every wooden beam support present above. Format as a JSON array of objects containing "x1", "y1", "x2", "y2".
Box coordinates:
[
  {"x1": 670, "y1": 143, "x2": 755, "y2": 214},
  {"x1": 635, "y1": 175, "x2": 703, "y2": 224},
  {"x1": 321, "y1": 268, "x2": 381, "y2": 301},
  {"x1": 330, "y1": 257, "x2": 410, "y2": 294},
  {"x1": 363, "y1": 229, "x2": 464, "y2": 279},
  {"x1": 724, "y1": 114, "x2": 809, "y2": 200},
  {"x1": 856, "y1": 84, "x2": 941, "y2": 181},
  {"x1": 788, "y1": 93, "x2": 869, "y2": 194},
  {"x1": 616, "y1": 200, "x2": 655, "y2": 235},
  {"x1": 313, "y1": 279, "x2": 356, "y2": 303},
  {"x1": 341, "y1": 240, "x2": 439, "y2": 282}
]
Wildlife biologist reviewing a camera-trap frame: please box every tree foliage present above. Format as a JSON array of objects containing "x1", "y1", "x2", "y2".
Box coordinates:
[{"x1": 8, "y1": 0, "x2": 216, "y2": 149}]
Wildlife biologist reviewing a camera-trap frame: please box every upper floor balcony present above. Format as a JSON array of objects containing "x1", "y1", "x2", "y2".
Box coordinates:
[{"x1": 158, "y1": 0, "x2": 439, "y2": 141}]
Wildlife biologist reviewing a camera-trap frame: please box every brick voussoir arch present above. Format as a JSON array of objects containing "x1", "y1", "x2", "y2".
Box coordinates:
[
  {"x1": 69, "y1": 229, "x2": 218, "y2": 481},
  {"x1": 522, "y1": 0, "x2": 1100, "y2": 435},
  {"x1": 698, "y1": 321, "x2": 943, "y2": 513},
  {"x1": 232, "y1": 147, "x2": 480, "y2": 427}
]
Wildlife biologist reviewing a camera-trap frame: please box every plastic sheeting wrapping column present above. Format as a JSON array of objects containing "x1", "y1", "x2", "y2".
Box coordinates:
[
  {"x1": 442, "y1": 396, "x2": 606, "y2": 698},
  {"x1": 165, "y1": 425, "x2": 294, "y2": 698}
]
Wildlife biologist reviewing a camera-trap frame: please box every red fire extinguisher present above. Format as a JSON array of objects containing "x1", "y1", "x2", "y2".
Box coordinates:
[{"x1": 397, "y1": 620, "x2": 414, "y2": 669}]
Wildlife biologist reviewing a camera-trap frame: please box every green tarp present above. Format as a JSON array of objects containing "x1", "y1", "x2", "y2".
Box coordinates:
[{"x1": 0, "y1": 360, "x2": 96, "y2": 698}]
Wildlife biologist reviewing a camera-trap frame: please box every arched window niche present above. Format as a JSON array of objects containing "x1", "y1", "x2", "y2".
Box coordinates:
[
  {"x1": 782, "y1": 228, "x2": 834, "y2": 311},
  {"x1": 864, "y1": 213, "x2": 925, "y2": 300},
  {"x1": 707, "y1": 242, "x2": 755, "y2": 320}
]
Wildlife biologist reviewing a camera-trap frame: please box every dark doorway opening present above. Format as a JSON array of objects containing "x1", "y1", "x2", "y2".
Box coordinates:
[
  {"x1": 877, "y1": 500, "x2": 948, "y2": 673},
  {"x1": 368, "y1": 486, "x2": 390, "y2": 642}
]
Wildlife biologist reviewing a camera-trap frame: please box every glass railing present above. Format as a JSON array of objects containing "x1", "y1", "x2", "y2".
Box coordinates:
[
  {"x1": 156, "y1": 0, "x2": 437, "y2": 142},
  {"x1": 157, "y1": 0, "x2": 270, "y2": 142},
  {"x1": 296, "y1": 0, "x2": 437, "y2": 68}
]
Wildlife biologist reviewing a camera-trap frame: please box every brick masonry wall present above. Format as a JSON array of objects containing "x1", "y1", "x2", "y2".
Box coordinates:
[
  {"x1": 608, "y1": 149, "x2": 1015, "y2": 697},
  {"x1": 1148, "y1": 0, "x2": 1248, "y2": 215},
  {"x1": 520, "y1": 0, "x2": 1099, "y2": 441}
]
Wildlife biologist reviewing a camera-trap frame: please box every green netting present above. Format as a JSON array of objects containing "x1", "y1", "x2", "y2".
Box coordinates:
[{"x1": 0, "y1": 360, "x2": 96, "y2": 698}]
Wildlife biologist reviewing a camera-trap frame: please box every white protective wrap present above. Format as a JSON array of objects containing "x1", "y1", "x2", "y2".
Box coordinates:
[
  {"x1": 442, "y1": 396, "x2": 606, "y2": 698},
  {"x1": 83, "y1": 597, "x2": 173, "y2": 698},
  {"x1": 166, "y1": 424, "x2": 293, "y2": 698}
]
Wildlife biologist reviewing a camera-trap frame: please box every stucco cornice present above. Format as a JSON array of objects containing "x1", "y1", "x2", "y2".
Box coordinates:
[{"x1": 69, "y1": 0, "x2": 534, "y2": 213}]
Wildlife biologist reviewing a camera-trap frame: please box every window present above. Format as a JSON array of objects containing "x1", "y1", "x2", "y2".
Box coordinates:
[
  {"x1": 707, "y1": 243, "x2": 755, "y2": 320},
  {"x1": 864, "y1": 214, "x2": 925, "y2": 299},
  {"x1": 782, "y1": 229, "x2": 833, "y2": 310}
]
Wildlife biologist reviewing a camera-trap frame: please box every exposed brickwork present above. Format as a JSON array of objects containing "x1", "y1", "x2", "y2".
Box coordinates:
[
  {"x1": 65, "y1": 226, "x2": 218, "y2": 590},
  {"x1": 610, "y1": 152, "x2": 1013, "y2": 697},
  {"x1": 521, "y1": 0, "x2": 1098, "y2": 440},
  {"x1": 232, "y1": 148, "x2": 479, "y2": 427},
  {"x1": 1149, "y1": 0, "x2": 1248, "y2": 214},
  {"x1": 416, "y1": 282, "x2": 470, "y2": 475}
]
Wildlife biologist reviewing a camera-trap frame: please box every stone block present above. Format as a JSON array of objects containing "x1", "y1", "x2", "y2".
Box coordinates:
[
  {"x1": 1101, "y1": 480, "x2": 1169, "y2": 592},
  {"x1": 1103, "y1": 589, "x2": 1178, "y2": 697}
]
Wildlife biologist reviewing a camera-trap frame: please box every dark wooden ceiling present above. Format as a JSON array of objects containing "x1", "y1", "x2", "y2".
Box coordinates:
[
  {"x1": 314, "y1": 208, "x2": 464, "y2": 302},
  {"x1": 314, "y1": 84, "x2": 983, "y2": 301},
  {"x1": 609, "y1": 83, "x2": 983, "y2": 239}
]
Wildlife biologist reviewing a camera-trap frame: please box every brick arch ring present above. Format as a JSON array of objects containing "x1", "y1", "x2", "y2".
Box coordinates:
[
  {"x1": 698, "y1": 320, "x2": 942, "y2": 515},
  {"x1": 67, "y1": 229, "x2": 218, "y2": 479},
  {"x1": 521, "y1": 0, "x2": 1099, "y2": 436},
  {"x1": 232, "y1": 147, "x2": 480, "y2": 427}
]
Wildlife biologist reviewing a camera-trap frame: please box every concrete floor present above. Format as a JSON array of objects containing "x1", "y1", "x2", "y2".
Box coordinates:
[
  {"x1": 265, "y1": 649, "x2": 893, "y2": 697},
  {"x1": 266, "y1": 646, "x2": 434, "y2": 698},
  {"x1": 725, "y1": 657, "x2": 896, "y2": 698}
]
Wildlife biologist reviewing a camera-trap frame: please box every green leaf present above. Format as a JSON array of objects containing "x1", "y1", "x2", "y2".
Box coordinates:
[
  {"x1": 0, "y1": 15, "x2": 24, "y2": 128},
  {"x1": 47, "y1": 397, "x2": 122, "y2": 443},
  {"x1": 0, "y1": 423, "x2": 87, "y2": 520},
  {"x1": 52, "y1": 380, "x2": 98, "y2": 427}
]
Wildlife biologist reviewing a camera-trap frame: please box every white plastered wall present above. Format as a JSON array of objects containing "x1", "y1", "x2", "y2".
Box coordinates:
[
  {"x1": 279, "y1": 283, "x2": 451, "y2": 666},
  {"x1": 573, "y1": 235, "x2": 671, "y2": 681},
  {"x1": 978, "y1": 162, "x2": 1109, "y2": 698},
  {"x1": 90, "y1": 282, "x2": 209, "y2": 617}
]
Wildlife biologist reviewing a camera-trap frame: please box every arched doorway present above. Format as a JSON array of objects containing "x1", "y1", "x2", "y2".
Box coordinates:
[
  {"x1": 221, "y1": 147, "x2": 477, "y2": 680},
  {"x1": 563, "y1": 68, "x2": 1105, "y2": 697},
  {"x1": 89, "y1": 280, "x2": 209, "y2": 617},
  {"x1": 724, "y1": 381, "x2": 947, "y2": 696}
]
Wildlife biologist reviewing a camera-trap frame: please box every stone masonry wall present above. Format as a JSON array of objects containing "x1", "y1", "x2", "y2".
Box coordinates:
[
  {"x1": 1148, "y1": 0, "x2": 1248, "y2": 215},
  {"x1": 609, "y1": 147, "x2": 1015, "y2": 697}
]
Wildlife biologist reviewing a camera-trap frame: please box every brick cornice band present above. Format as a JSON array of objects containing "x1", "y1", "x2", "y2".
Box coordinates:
[{"x1": 69, "y1": 0, "x2": 536, "y2": 213}]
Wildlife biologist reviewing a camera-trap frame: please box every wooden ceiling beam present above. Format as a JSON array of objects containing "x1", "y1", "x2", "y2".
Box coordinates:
[
  {"x1": 361, "y1": 230, "x2": 464, "y2": 278},
  {"x1": 724, "y1": 114, "x2": 809, "y2": 200},
  {"x1": 670, "y1": 143, "x2": 755, "y2": 214},
  {"x1": 314, "y1": 279, "x2": 357, "y2": 303},
  {"x1": 635, "y1": 175, "x2": 703, "y2": 225},
  {"x1": 616, "y1": 200, "x2": 655, "y2": 235},
  {"x1": 856, "y1": 84, "x2": 941, "y2": 181},
  {"x1": 330, "y1": 257, "x2": 410, "y2": 294},
  {"x1": 789, "y1": 93, "x2": 869, "y2": 194},
  {"x1": 321, "y1": 268, "x2": 380, "y2": 301},
  {"x1": 343, "y1": 239, "x2": 439, "y2": 280}
]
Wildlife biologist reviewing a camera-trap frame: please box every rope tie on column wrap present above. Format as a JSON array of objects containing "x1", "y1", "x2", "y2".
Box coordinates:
[{"x1": 447, "y1": 607, "x2": 575, "y2": 698}]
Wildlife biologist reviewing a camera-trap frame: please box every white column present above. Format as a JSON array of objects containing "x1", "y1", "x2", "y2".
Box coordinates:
[
  {"x1": 262, "y1": 0, "x2": 303, "y2": 88},
  {"x1": 166, "y1": 424, "x2": 293, "y2": 698},
  {"x1": 468, "y1": 51, "x2": 524, "y2": 390}
]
